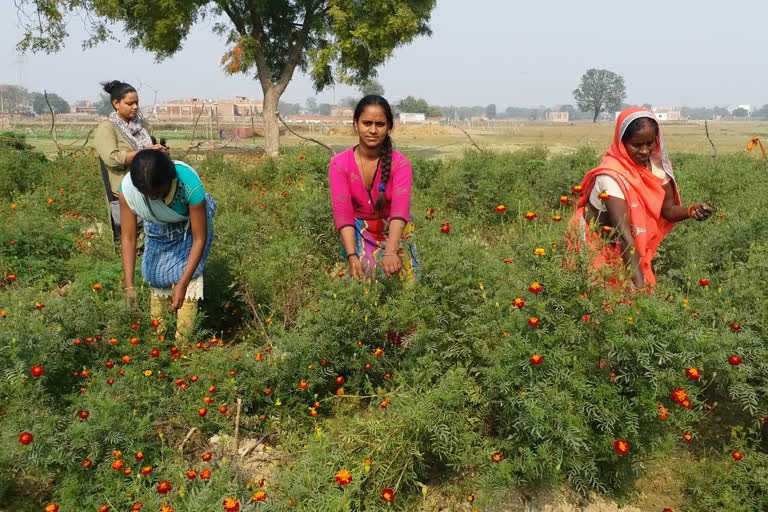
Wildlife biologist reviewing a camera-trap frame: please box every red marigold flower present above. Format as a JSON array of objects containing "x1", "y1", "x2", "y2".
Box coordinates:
[
  {"x1": 732, "y1": 451, "x2": 743, "y2": 461},
  {"x1": 35, "y1": 302, "x2": 45, "y2": 310},
  {"x1": 107, "y1": 378, "x2": 114, "y2": 386},
  {"x1": 491, "y1": 451, "x2": 503, "y2": 463},
  {"x1": 698, "y1": 278, "x2": 710, "y2": 287},
  {"x1": 528, "y1": 317, "x2": 540, "y2": 327},
  {"x1": 310, "y1": 408, "x2": 318, "y2": 416},
  {"x1": 203, "y1": 396, "x2": 213, "y2": 404},
  {"x1": 112, "y1": 460, "x2": 125, "y2": 471},
  {"x1": 572, "y1": 185, "x2": 583, "y2": 195},
  {"x1": 513, "y1": 297, "x2": 525, "y2": 309},
  {"x1": 45, "y1": 504, "x2": 59, "y2": 512},
  {"x1": 93, "y1": 284, "x2": 102, "y2": 291},
  {"x1": 524, "y1": 212, "x2": 538, "y2": 220},
  {"x1": 159, "y1": 507, "x2": 173, "y2": 512},
  {"x1": 157, "y1": 480, "x2": 172, "y2": 494},
  {"x1": 135, "y1": 451, "x2": 144, "y2": 461},
  {"x1": 130, "y1": 502, "x2": 142, "y2": 511},
  {"x1": 198, "y1": 408, "x2": 208, "y2": 417},
  {"x1": 336, "y1": 376, "x2": 345, "y2": 385},
  {"x1": 529, "y1": 282, "x2": 543, "y2": 294},
  {"x1": 121, "y1": 355, "x2": 131, "y2": 364},
  {"x1": 223, "y1": 498, "x2": 240, "y2": 512},
  {"x1": 150, "y1": 319, "x2": 160, "y2": 328},
  {"x1": 685, "y1": 368, "x2": 701, "y2": 381},
  {"x1": 553, "y1": 215, "x2": 563, "y2": 222},
  {"x1": 496, "y1": 205, "x2": 507, "y2": 212},
  {"x1": 139, "y1": 465, "x2": 152, "y2": 475},
  {"x1": 530, "y1": 353, "x2": 543, "y2": 365},
  {"x1": 385, "y1": 373, "x2": 392, "y2": 379},
  {"x1": 598, "y1": 192, "x2": 609, "y2": 201},
  {"x1": 81, "y1": 459, "x2": 92, "y2": 468},
  {"x1": 263, "y1": 388, "x2": 271, "y2": 395},
  {"x1": 298, "y1": 380, "x2": 308, "y2": 389},
  {"x1": 729, "y1": 355, "x2": 742, "y2": 366},
  {"x1": 533, "y1": 248, "x2": 546, "y2": 256},
  {"x1": 613, "y1": 439, "x2": 629, "y2": 456},
  {"x1": 468, "y1": 494, "x2": 475, "y2": 502},
  {"x1": 219, "y1": 406, "x2": 228, "y2": 415},
  {"x1": 99, "y1": 506, "x2": 109, "y2": 512},
  {"x1": 202, "y1": 452, "x2": 212, "y2": 462},
  {"x1": 504, "y1": 257, "x2": 513, "y2": 263},
  {"x1": 670, "y1": 388, "x2": 689, "y2": 404},
  {"x1": 30, "y1": 365, "x2": 44, "y2": 377},
  {"x1": 187, "y1": 469, "x2": 198, "y2": 480},
  {"x1": 256, "y1": 353, "x2": 263, "y2": 361},
  {"x1": 683, "y1": 433, "x2": 693, "y2": 442},
  {"x1": 560, "y1": 196, "x2": 570, "y2": 204},
  {"x1": 78, "y1": 410, "x2": 89, "y2": 420},
  {"x1": 336, "y1": 387, "x2": 344, "y2": 396},
  {"x1": 373, "y1": 347, "x2": 384, "y2": 357},
  {"x1": 681, "y1": 400, "x2": 692, "y2": 409},
  {"x1": 425, "y1": 208, "x2": 435, "y2": 220},
  {"x1": 601, "y1": 225, "x2": 612, "y2": 234},
  {"x1": 730, "y1": 322, "x2": 741, "y2": 331},
  {"x1": 18, "y1": 432, "x2": 33, "y2": 445},
  {"x1": 382, "y1": 488, "x2": 395, "y2": 502},
  {"x1": 252, "y1": 491, "x2": 266, "y2": 502},
  {"x1": 131, "y1": 323, "x2": 139, "y2": 331},
  {"x1": 441, "y1": 222, "x2": 451, "y2": 233},
  {"x1": 335, "y1": 469, "x2": 352, "y2": 485},
  {"x1": 380, "y1": 399, "x2": 391, "y2": 408},
  {"x1": 200, "y1": 469, "x2": 211, "y2": 479},
  {"x1": 7, "y1": 275, "x2": 16, "y2": 281}
]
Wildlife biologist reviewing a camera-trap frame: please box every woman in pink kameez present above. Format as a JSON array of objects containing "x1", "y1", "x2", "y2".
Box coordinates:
[{"x1": 329, "y1": 95, "x2": 419, "y2": 281}]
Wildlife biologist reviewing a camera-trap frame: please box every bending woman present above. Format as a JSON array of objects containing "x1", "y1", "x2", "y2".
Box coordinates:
[
  {"x1": 569, "y1": 107, "x2": 713, "y2": 289},
  {"x1": 119, "y1": 150, "x2": 215, "y2": 338},
  {"x1": 329, "y1": 95, "x2": 419, "y2": 281}
]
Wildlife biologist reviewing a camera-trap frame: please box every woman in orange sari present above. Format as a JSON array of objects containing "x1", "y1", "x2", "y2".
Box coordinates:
[{"x1": 569, "y1": 107, "x2": 713, "y2": 289}]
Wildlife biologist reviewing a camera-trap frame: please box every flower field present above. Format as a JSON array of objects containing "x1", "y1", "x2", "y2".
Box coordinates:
[{"x1": 2, "y1": 131, "x2": 768, "y2": 511}]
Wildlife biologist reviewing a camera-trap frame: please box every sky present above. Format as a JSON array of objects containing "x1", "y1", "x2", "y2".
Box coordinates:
[{"x1": 1, "y1": 0, "x2": 765, "y2": 109}]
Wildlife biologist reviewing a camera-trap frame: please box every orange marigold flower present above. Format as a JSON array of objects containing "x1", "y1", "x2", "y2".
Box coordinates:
[
  {"x1": 730, "y1": 322, "x2": 741, "y2": 331},
  {"x1": 533, "y1": 248, "x2": 546, "y2": 256},
  {"x1": 336, "y1": 376, "x2": 345, "y2": 385},
  {"x1": 252, "y1": 491, "x2": 266, "y2": 502},
  {"x1": 18, "y1": 432, "x2": 33, "y2": 445},
  {"x1": 157, "y1": 480, "x2": 172, "y2": 494},
  {"x1": 219, "y1": 406, "x2": 228, "y2": 415},
  {"x1": 496, "y1": 205, "x2": 507, "y2": 212},
  {"x1": 135, "y1": 451, "x2": 144, "y2": 461},
  {"x1": 82, "y1": 459, "x2": 92, "y2": 468},
  {"x1": 99, "y1": 506, "x2": 109, "y2": 512},
  {"x1": 335, "y1": 469, "x2": 352, "y2": 485},
  {"x1": 45, "y1": 504, "x2": 59, "y2": 512},
  {"x1": 160, "y1": 507, "x2": 174, "y2": 512},
  {"x1": 560, "y1": 196, "x2": 570, "y2": 204},
  {"x1": 513, "y1": 297, "x2": 525, "y2": 309},
  {"x1": 310, "y1": 407, "x2": 318, "y2": 416},
  {"x1": 122, "y1": 355, "x2": 131, "y2": 364},
  {"x1": 657, "y1": 404, "x2": 669, "y2": 420},
  {"x1": 530, "y1": 354, "x2": 543, "y2": 365},
  {"x1": 468, "y1": 494, "x2": 475, "y2": 502},
  {"x1": 683, "y1": 433, "x2": 693, "y2": 442},
  {"x1": 670, "y1": 388, "x2": 689, "y2": 404},
  {"x1": 30, "y1": 365, "x2": 44, "y2": 377},
  {"x1": 150, "y1": 319, "x2": 160, "y2": 327},
  {"x1": 729, "y1": 355, "x2": 742, "y2": 366},
  {"x1": 524, "y1": 212, "x2": 537, "y2": 220},
  {"x1": 382, "y1": 488, "x2": 395, "y2": 502},
  {"x1": 78, "y1": 410, "x2": 89, "y2": 420},
  {"x1": 298, "y1": 380, "x2": 308, "y2": 389},
  {"x1": 140, "y1": 466, "x2": 152, "y2": 475},
  {"x1": 732, "y1": 451, "x2": 743, "y2": 461},
  {"x1": 698, "y1": 278, "x2": 709, "y2": 287},
  {"x1": 93, "y1": 284, "x2": 102, "y2": 291},
  {"x1": 123, "y1": 467, "x2": 133, "y2": 476},
  {"x1": 130, "y1": 337, "x2": 139, "y2": 344},
  {"x1": 572, "y1": 185, "x2": 584, "y2": 195},
  {"x1": 198, "y1": 408, "x2": 208, "y2": 417},
  {"x1": 202, "y1": 452, "x2": 212, "y2": 461},
  {"x1": 613, "y1": 439, "x2": 629, "y2": 455},
  {"x1": 223, "y1": 498, "x2": 241, "y2": 512},
  {"x1": 528, "y1": 317, "x2": 540, "y2": 327},
  {"x1": 529, "y1": 282, "x2": 543, "y2": 294},
  {"x1": 685, "y1": 368, "x2": 701, "y2": 380},
  {"x1": 263, "y1": 388, "x2": 271, "y2": 395},
  {"x1": 6, "y1": 275, "x2": 16, "y2": 281},
  {"x1": 200, "y1": 469, "x2": 211, "y2": 479},
  {"x1": 187, "y1": 469, "x2": 198, "y2": 480},
  {"x1": 112, "y1": 460, "x2": 125, "y2": 471},
  {"x1": 130, "y1": 503, "x2": 142, "y2": 511},
  {"x1": 598, "y1": 191, "x2": 609, "y2": 201},
  {"x1": 491, "y1": 451, "x2": 503, "y2": 463},
  {"x1": 553, "y1": 215, "x2": 563, "y2": 222},
  {"x1": 336, "y1": 387, "x2": 344, "y2": 396}
]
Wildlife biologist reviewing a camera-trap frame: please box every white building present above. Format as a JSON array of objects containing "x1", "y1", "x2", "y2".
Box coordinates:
[{"x1": 399, "y1": 112, "x2": 425, "y2": 124}]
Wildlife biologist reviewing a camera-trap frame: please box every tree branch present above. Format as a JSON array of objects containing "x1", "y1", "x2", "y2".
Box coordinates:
[
  {"x1": 276, "y1": 112, "x2": 335, "y2": 155},
  {"x1": 43, "y1": 90, "x2": 62, "y2": 156}
]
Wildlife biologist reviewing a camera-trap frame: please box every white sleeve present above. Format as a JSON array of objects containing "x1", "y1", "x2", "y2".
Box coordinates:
[{"x1": 589, "y1": 175, "x2": 624, "y2": 211}]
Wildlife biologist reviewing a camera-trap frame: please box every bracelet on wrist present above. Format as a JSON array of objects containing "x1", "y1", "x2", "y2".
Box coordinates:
[
  {"x1": 382, "y1": 253, "x2": 399, "y2": 258},
  {"x1": 347, "y1": 253, "x2": 358, "y2": 260},
  {"x1": 687, "y1": 205, "x2": 695, "y2": 218}
]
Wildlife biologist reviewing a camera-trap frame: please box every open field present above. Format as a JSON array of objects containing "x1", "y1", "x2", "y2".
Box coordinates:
[{"x1": 4, "y1": 118, "x2": 768, "y2": 159}]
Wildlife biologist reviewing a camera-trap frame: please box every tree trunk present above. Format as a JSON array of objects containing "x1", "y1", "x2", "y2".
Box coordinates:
[
  {"x1": 262, "y1": 87, "x2": 281, "y2": 155},
  {"x1": 593, "y1": 107, "x2": 599, "y2": 123}
]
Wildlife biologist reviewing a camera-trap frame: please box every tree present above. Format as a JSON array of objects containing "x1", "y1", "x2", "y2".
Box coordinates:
[
  {"x1": 317, "y1": 103, "x2": 332, "y2": 116},
  {"x1": 15, "y1": 0, "x2": 437, "y2": 154},
  {"x1": 28, "y1": 91, "x2": 70, "y2": 114},
  {"x1": 732, "y1": 107, "x2": 749, "y2": 118},
  {"x1": 485, "y1": 104, "x2": 496, "y2": 119},
  {"x1": 359, "y1": 79, "x2": 385, "y2": 97},
  {"x1": 0, "y1": 85, "x2": 28, "y2": 114},
  {"x1": 96, "y1": 93, "x2": 114, "y2": 116},
  {"x1": 397, "y1": 95, "x2": 431, "y2": 115},
  {"x1": 573, "y1": 69, "x2": 627, "y2": 123},
  {"x1": 305, "y1": 97, "x2": 318, "y2": 113},
  {"x1": 338, "y1": 96, "x2": 359, "y2": 108}
]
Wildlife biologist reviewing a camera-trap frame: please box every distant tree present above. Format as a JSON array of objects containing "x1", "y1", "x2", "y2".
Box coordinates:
[
  {"x1": 397, "y1": 96, "x2": 431, "y2": 115},
  {"x1": 642, "y1": 103, "x2": 653, "y2": 110},
  {"x1": 754, "y1": 104, "x2": 768, "y2": 119},
  {"x1": 317, "y1": 103, "x2": 332, "y2": 116},
  {"x1": 426, "y1": 106, "x2": 443, "y2": 118},
  {"x1": 29, "y1": 91, "x2": 70, "y2": 114},
  {"x1": 0, "y1": 85, "x2": 28, "y2": 114},
  {"x1": 713, "y1": 106, "x2": 730, "y2": 117},
  {"x1": 557, "y1": 104, "x2": 584, "y2": 121},
  {"x1": 338, "y1": 96, "x2": 359, "y2": 108},
  {"x1": 305, "y1": 97, "x2": 317, "y2": 113},
  {"x1": 573, "y1": 68, "x2": 627, "y2": 123},
  {"x1": 732, "y1": 107, "x2": 749, "y2": 117},
  {"x1": 16, "y1": 0, "x2": 437, "y2": 155},
  {"x1": 486, "y1": 104, "x2": 496, "y2": 119},
  {"x1": 96, "y1": 92, "x2": 114, "y2": 116},
  {"x1": 278, "y1": 101, "x2": 301, "y2": 116},
  {"x1": 359, "y1": 79, "x2": 385, "y2": 97}
]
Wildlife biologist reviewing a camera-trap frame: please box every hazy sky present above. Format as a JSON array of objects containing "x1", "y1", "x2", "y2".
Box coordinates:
[{"x1": 1, "y1": 1, "x2": 765, "y2": 108}]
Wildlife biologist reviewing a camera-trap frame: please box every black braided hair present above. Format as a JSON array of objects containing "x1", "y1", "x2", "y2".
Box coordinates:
[
  {"x1": 130, "y1": 149, "x2": 176, "y2": 195},
  {"x1": 353, "y1": 95, "x2": 394, "y2": 214}
]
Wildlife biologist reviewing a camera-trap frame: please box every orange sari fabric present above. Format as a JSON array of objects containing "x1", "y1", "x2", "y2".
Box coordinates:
[{"x1": 568, "y1": 107, "x2": 681, "y2": 287}]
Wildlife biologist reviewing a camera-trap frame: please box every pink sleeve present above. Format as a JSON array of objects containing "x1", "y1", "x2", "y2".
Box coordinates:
[
  {"x1": 329, "y1": 155, "x2": 356, "y2": 230},
  {"x1": 388, "y1": 154, "x2": 412, "y2": 222}
]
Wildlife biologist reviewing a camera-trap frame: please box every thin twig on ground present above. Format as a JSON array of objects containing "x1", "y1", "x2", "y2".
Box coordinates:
[
  {"x1": 233, "y1": 397, "x2": 242, "y2": 457},
  {"x1": 276, "y1": 112, "x2": 336, "y2": 155},
  {"x1": 43, "y1": 90, "x2": 62, "y2": 156},
  {"x1": 455, "y1": 122, "x2": 481, "y2": 151},
  {"x1": 704, "y1": 120, "x2": 717, "y2": 159},
  {"x1": 177, "y1": 427, "x2": 198, "y2": 451}
]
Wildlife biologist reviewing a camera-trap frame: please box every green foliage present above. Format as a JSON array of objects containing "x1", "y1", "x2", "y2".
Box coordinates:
[
  {"x1": 573, "y1": 68, "x2": 627, "y2": 123},
  {"x1": 28, "y1": 91, "x2": 70, "y2": 115}
]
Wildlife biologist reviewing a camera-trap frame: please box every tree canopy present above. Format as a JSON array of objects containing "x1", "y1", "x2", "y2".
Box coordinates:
[
  {"x1": 28, "y1": 91, "x2": 70, "y2": 115},
  {"x1": 573, "y1": 69, "x2": 626, "y2": 123},
  {"x1": 15, "y1": 0, "x2": 437, "y2": 153},
  {"x1": 359, "y1": 79, "x2": 385, "y2": 97}
]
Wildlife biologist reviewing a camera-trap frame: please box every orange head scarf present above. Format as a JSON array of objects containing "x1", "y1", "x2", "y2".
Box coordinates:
[{"x1": 570, "y1": 107, "x2": 681, "y2": 286}]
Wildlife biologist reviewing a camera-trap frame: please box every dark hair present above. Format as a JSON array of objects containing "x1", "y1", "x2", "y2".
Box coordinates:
[
  {"x1": 622, "y1": 117, "x2": 658, "y2": 142},
  {"x1": 130, "y1": 150, "x2": 176, "y2": 194},
  {"x1": 354, "y1": 95, "x2": 394, "y2": 214},
  {"x1": 101, "y1": 80, "x2": 137, "y2": 107}
]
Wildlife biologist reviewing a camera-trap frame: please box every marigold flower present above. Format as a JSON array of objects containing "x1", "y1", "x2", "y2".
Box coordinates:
[
  {"x1": 107, "y1": 378, "x2": 114, "y2": 386},
  {"x1": 187, "y1": 469, "x2": 198, "y2": 480},
  {"x1": 45, "y1": 505, "x2": 59, "y2": 512},
  {"x1": 729, "y1": 355, "x2": 742, "y2": 366},
  {"x1": 219, "y1": 406, "x2": 228, "y2": 414},
  {"x1": 530, "y1": 353, "x2": 543, "y2": 365},
  {"x1": 730, "y1": 322, "x2": 741, "y2": 331},
  {"x1": 613, "y1": 439, "x2": 629, "y2": 455},
  {"x1": 491, "y1": 451, "x2": 503, "y2": 463},
  {"x1": 200, "y1": 469, "x2": 211, "y2": 479},
  {"x1": 441, "y1": 222, "x2": 451, "y2": 233},
  {"x1": 382, "y1": 488, "x2": 395, "y2": 502},
  {"x1": 335, "y1": 469, "x2": 352, "y2": 485},
  {"x1": 159, "y1": 507, "x2": 174, "y2": 512},
  {"x1": 528, "y1": 282, "x2": 543, "y2": 294},
  {"x1": 252, "y1": 491, "x2": 266, "y2": 502},
  {"x1": 130, "y1": 503, "x2": 142, "y2": 511},
  {"x1": 732, "y1": 451, "x2": 743, "y2": 461},
  {"x1": 150, "y1": 319, "x2": 160, "y2": 328},
  {"x1": 7, "y1": 275, "x2": 16, "y2": 281},
  {"x1": 598, "y1": 192, "x2": 609, "y2": 201},
  {"x1": 686, "y1": 368, "x2": 701, "y2": 380},
  {"x1": 202, "y1": 452, "x2": 212, "y2": 461},
  {"x1": 528, "y1": 317, "x2": 540, "y2": 327},
  {"x1": 553, "y1": 215, "x2": 563, "y2": 222},
  {"x1": 122, "y1": 355, "x2": 131, "y2": 364},
  {"x1": 336, "y1": 387, "x2": 344, "y2": 396},
  {"x1": 140, "y1": 466, "x2": 153, "y2": 475},
  {"x1": 533, "y1": 248, "x2": 546, "y2": 256},
  {"x1": 601, "y1": 225, "x2": 612, "y2": 234},
  {"x1": 157, "y1": 480, "x2": 171, "y2": 494},
  {"x1": 93, "y1": 284, "x2": 102, "y2": 291},
  {"x1": 222, "y1": 498, "x2": 241, "y2": 512},
  {"x1": 380, "y1": 399, "x2": 391, "y2": 408},
  {"x1": 373, "y1": 347, "x2": 384, "y2": 357},
  {"x1": 496, "y1": 205, "x2": 507, "y2": 212},
  {"x1": 18, "y1": 432, "x2": 33, "y2": 445},
  {"x1": 298, "y1": 380, "x2": 308, "y2": 389},
  {"x1": 698, "y1": 278, "x2": 709, "y2": 287},
  {"x1": 263, "y1": 388, "x2": 271, "y2": 395},
  {"x1": 681, "y1": 399, "x2": 692, "y2": 409},
  {"x1": 99, "y1": 506, "x2": 109, "y2": 512},
  {"x1": 468, "y1": 494, "x2": 475, "y2": 502},
  {"x1": 513, "y1": 297, "x2": 525, "y2": 309},
  {"x1": 78, "y1": 410, "x2": 89, "y2": 420},
  {"x1": 524, "y1": 212, "x2": 538, "y2": 220},
  {"x1": 572, "y1": 185, "x2": 583, "y2": 195},
  {"x1": 198, "y1": 408, "x2": 208, "y2": 417},
  {"x1": 82, "y1": 459, "x2": 92, "y2": 468},
  {"x1": 336, "y1": 376, "x2": 345, "y2": 384},
  {"x1": 150, "y1": 349, "x2": 160, "y2": 358},
  {"x1": 504, "y1": 257, "x2": 513, "y2": 263},
  {"x1": 670, "y1": 388, "x2": 688, "y2": 404},
  {"x1": 30, "y1": 365, "x2": 44, "y2": 377},
  {"x1": 134, "y1": 451, "x2": 144, "y2": 461},
  {"x1": 560, "y1": 196, "x2": 570, "y2": 204},
  {"x1": 112, "y1": 460, "x2": 125, "y2": 471},
  {"x1": 683, "y1": 433, "x2": 693, "y2": 442}
]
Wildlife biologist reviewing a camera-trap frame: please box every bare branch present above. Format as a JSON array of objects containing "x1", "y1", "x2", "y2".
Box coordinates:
[
  {"x1": 276, "y1": 112, "x2": 335, "y2": 155},
  {"x1": 43, "y1": 90, "x2": 62, "y2": 156}
]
